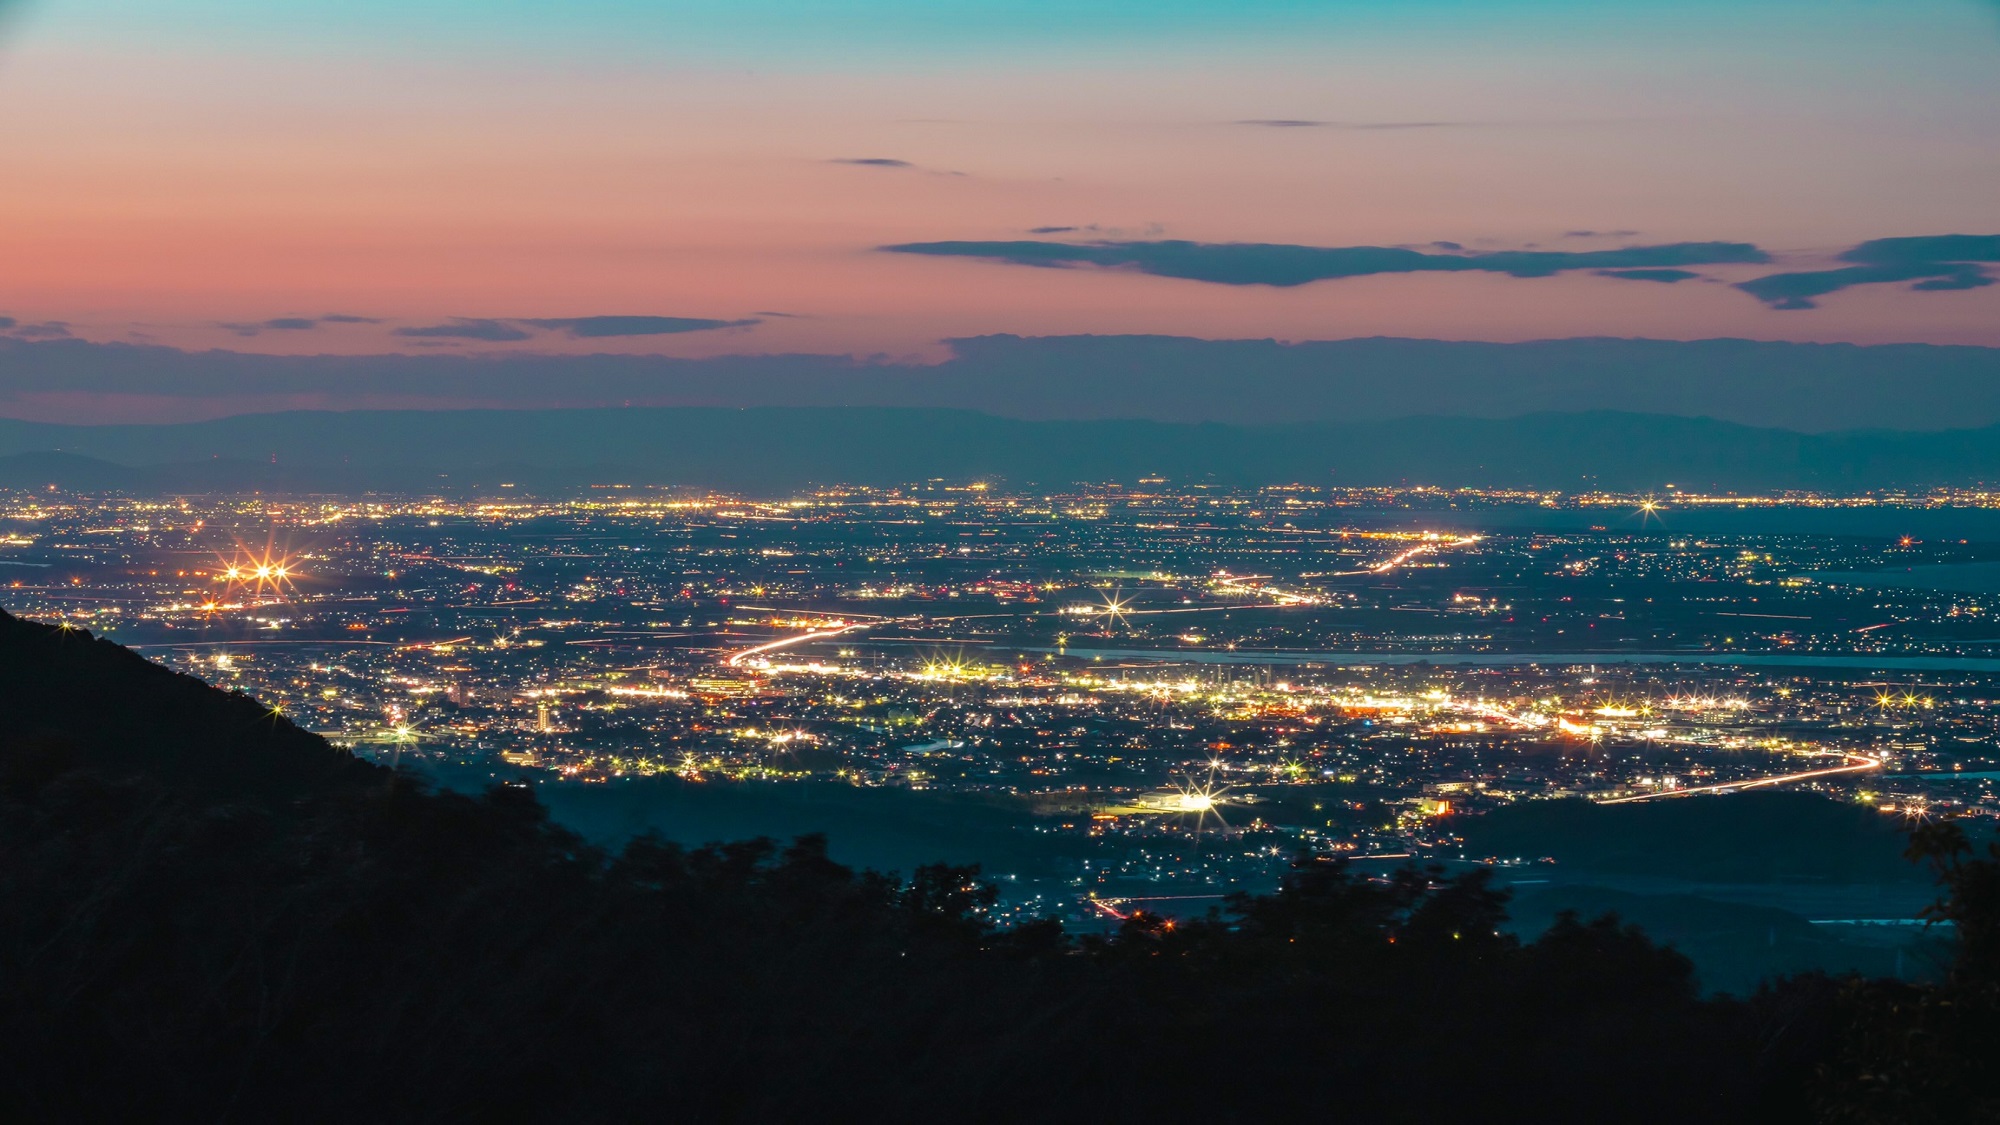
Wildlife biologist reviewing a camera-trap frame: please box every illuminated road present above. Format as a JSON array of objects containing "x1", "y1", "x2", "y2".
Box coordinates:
[
  {"x1": 1084, "y1": 893, "x2": 1233, "y2": 921},
  {"x1": 1381, "y1": 534, "x2": 1481, "y2": 571},
  {"x1": 1335, "y1": 534, "x2": 1485, "y2": 576},
  {"x1": 1597, "y1": 753, "x2": 1883, "y2": 804},
  {"x1": 724, "y1": 621, "x2": 872, "y2": 667},
  {"x1": 1211, "y1": 536, "x2": 1482, "y2": 599},
  {"x1": 738, "y1": 536, "x2": 1482, "y2": 640},
  {"x1": 1212, "y1": 573, "x2": 1316, "y2": 606}
]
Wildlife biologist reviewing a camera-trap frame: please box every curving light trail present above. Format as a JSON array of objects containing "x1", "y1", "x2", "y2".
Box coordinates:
[
  {"x1": 1212, "y1": 573, "x2": 1316, "y2": 606},
  {"x1": 1597, "y1": 753, "x2": 1883, "y2": 804},
  {"x1": 725, "y1": 621, "x2": 871, "y2": 667},
  {"x1": 1367, "y1": 534, "x2": 1483, "y2": 574},
  {"x1": 1304, "y1": 533, "x2": 1486, "y2": 578}
]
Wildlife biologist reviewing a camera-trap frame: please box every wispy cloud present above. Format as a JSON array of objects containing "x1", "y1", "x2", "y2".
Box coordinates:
[
  {"x1": 829, "y1": 156, "x2": 966, "y2": 177},
  {"x1": 384, "y1": 315, "x2": 762, "y2": 342},
  {"x1": 520, "y1": 315, "x2": 760, "y2": 338},
  {"x1": 393, "y1": 318, "x2": 533, "y2": 342},
  {"x1": 1597, "y1": 269, "x2": 1699, "y2": 283},
  {"x1": 218, "y1": 314, "x2": 382, "y2": 337},
  {"x1": 1235, "y1": 119, "x2": 1466, "y2": 130}
]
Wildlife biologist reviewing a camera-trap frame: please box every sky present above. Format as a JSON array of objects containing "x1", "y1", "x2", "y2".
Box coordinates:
[{"x1": 0, "y1": 0, "x2": 1997, "y2": 359}]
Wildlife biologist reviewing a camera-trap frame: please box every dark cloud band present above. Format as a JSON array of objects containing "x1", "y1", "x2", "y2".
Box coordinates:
[
  {"x1": 1737, "y1": 235, "x2": 2000, "y2": 309},
  {"x1": 886, "y1": 233, "x2": 2000, "y2": 310},
  {"x1": 881, "y1": 238, "x2": 1768, "y2": 288}
]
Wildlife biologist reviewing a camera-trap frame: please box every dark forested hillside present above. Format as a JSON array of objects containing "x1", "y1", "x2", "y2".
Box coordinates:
[
  {"x1": 0, "y1": 606, "x2": 1991, "y2": 1122},
  {"x1": 0, "y1": 607, "x2": 373, "y2": 797}
]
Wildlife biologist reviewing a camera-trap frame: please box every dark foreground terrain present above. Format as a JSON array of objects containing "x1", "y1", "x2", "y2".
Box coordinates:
[{"x1": 1, "y1": 606, "x2": 1994, "y2": 1123}]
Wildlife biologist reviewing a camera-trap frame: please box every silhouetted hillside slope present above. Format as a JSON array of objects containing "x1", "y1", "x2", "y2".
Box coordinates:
[
  {"x1": 0, "y1": 607, "x2": 1990, "y2": 1122},
  {"x1": 0, "y1": 607, "x2": 374, "y2": 796}
]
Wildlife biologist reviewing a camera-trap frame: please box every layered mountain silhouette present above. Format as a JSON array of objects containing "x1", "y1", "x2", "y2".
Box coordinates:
[
  {"x1": 10, "y1": 334, "x2": 2000, "y2": 431},
  {"x1": 5, "y1": 407, "x2": 2000, "y2": 493}
]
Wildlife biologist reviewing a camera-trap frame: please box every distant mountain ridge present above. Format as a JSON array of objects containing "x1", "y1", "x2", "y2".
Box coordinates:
[
  {"x1": 1, "y1": 406, "x2": 1998, "y2": 492},
  {"x1": 8, "y1": 334, "x2": 2000, "y2": 431}
]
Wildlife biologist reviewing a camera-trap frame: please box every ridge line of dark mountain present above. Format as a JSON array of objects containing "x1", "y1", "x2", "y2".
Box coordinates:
[
  {"x1": 8, "y1": 404, "x2": 2000, "y2": 437},
  {"x1": 8, "y1": 332, "x2": 2000, "y2": 431},
  {"x1": 9, "y1": 331, "x2": 2000, "y2": 360},
  {"x1": 2, "y1": 407, "x2": 1998, "y2": 492},
  {"x1": 0, "y1": 606, "x2": 376, "y2": 796}
]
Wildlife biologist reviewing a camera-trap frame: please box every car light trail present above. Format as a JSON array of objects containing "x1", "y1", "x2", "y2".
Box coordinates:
[
  {"x1": 725, "y1": 621, "x2": 870, "y2": 667},
  {"x1": 1212, "y1": 573, "x2": 1317, "y2": 606},
  {"x1": 1369, "y1": 534, "x2": 1482, "y2": 574},
  {"x1": 1597, "y1": 753, "x2": 1883, "y2": 804}
]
